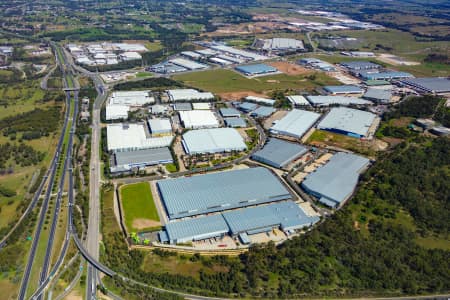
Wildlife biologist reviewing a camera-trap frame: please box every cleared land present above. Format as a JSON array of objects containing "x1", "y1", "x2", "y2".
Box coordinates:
[
  {"x1": 120, "y1": 182, "x2": 160, "y2": 233},
  {"x1": 268, "y1": 62, "x2": 312, "y2": 75}
]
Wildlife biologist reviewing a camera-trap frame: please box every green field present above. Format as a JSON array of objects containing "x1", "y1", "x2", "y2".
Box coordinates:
[
  {"x1": 173, "y1": 69, "x2": 338, "y2": 94},
  {"x1": 120, "y1": 182, "x2": 160, "y2": 233}
]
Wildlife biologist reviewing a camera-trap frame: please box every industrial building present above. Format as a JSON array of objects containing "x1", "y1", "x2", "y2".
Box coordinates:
[
  {"x1": 250, "y1": 106, "x2": 276, "y2": 118},
  {"x1": 220, "y1": 108, "x2": 241, "y2": 118},
  {"x1": 208, "y1": 43, "x2": 268, "y2": 61},
  {"x1": 238, "y1": 102, "x2": 258, "y2": 112},
  {"x1": 251, "y1": 138, "x2": 308, "y2": 169},
  {"x1": 169, "y1": 57, "x2": 208, "y2": 70},
  {"x1": 173, "y1": 102, "x2": 193, "y2": 111},
  {"x1": 270, "y1": 109, "x2": 321, "y2": 139},
  {"x1": 167, "y1": 89, "x2": 215, "y2": 102},
  {"x1": 399, "y1": 77, "x2": 450, "y2": 94},
  {"x1": 110, "y1": 147, "x2": 173, "y2": 173},
  {"x1": 150, "y1": 104, "x2": 169, "y2": 115},
  {"x1": 317, "y1": 107, "x2": 378, "y2": 138},
  {"x1": 235, "y1": 64, "x2": 278, "y2": 76},
  {"x1": 179, "y1": 110, "x2": 219, "y2": 129},
  {"x1": 358, "y1": 71, "x2": 414, "y2": 81},
  {"x1": 105, "y1": 105, "x2": 129, "y2": 120},
  {"x1": 109, "y1": 90, "x2": 154, "y2": 106},
  {"x1": 253, "y1": 38, "x2": 305, "y2": 54},
  {"x1": 181, "y1": 128, "x2": 247, "y2": 154},
  {"x1": 107, "y1": 123, "x2": 174, "y2": 152},
  {"x1": 324, "y1": 85, "x2": 364, "y2": 95},
  {"x1": 156, "y1": 167, "x2": 291, "y2": 219},
  {"x1": 224, "y1": 117, "x2": 247, "y2": 128},
  {"x1": 148, "y1": 118, "x2": 172, "y2": 136},
  {"x1": 287, "y1": 95, "x2": 310, "y2": 106},
  {"x1": 302, "y1": 152, "x2": 370, "y2": 208},
  {"x1": 245, "y1": 96, "x2": 276, "y2": 106},
  {"x1": 192, "y1": 102, "x2": 212, "y2": 110},
  {"x1": 363, "y1": 88, "x2": 392, "y2": 103},
  {"x1": 306, "y1": 96, "x2": 372, "y2": 106},
  {"x1": 340, "y1": 61, "x2": 381, "y2": 71},
  {"x1": 158, "y1": 200, "x2": 319, "y2": 244}
]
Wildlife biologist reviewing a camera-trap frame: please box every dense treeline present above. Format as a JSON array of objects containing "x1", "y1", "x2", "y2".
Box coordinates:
[
  {"x1": 113, "y1": 77, "x2": 183, "y2": 91},
  {"x1": 384, "y1": 95, "x2": 443, "y2": 120},
  {"x1": 0, "y1": 142, "x2": 44, "y2": 170}
]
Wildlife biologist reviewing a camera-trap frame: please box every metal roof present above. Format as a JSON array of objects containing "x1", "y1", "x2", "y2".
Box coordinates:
[
  {"x1": 224, "y1": 117, "x2": 247, "y2": 128},
  {"x1": 317, "y1": 107, "x2": 377, "y2": 138},
  {"x1": 238, "y1": 102, "x2": 258, "y2": 112},
  {"x1": 255, "y1": 38, "x2": 304, "y2": 50},
  {"x1": 250, "y1": 106, "x2": 275, "y2": 118},
  {"x1": 235, "y1": 64, "x2": 277, "y2": 75},
  {"x1": 169, "y1": 58, "x2": 208, "y2": 70},
  {"x1": 167, "y1": 89, "x2": 214, "y2": 102},
  {"x1": 302, "y1": 152, "x2": 370, "y2": 207},
  {"x1": 270, "y1": 109, "x2": 321, "y2": 139},
  {"x1": 173, "y1": 102, "x2": 192, "y2": 111},
  {"x1": 157, "y1": 167, "x2": 291, "y2": 219},
  {"x1": 324, "y1": 85, "x2": 364, "y2": 94},
  {"x1": 181, "y1": 127, "x2": 247, "y2": 154},
  {"x1": 179, "y1": 110, "x2": 219, "y2": 129},
  {"x1": 400, "y1": 77, "x2": 450, "y2": 94},
  {"x1": 251, "y1": 138, "x2": 308, "y2": 169},
  {"x1": 165, "y1": 214, "x2": 229, "y2": 243},
  {"x1": 245, "y1": 96, "x2": 276, "y2": 106},
  {"x1": 113, "y1": 147, "x2": 173, "y2": 172},
  {"x1": 109, "y1": 90, "x2": 154, "y2": 106},
  {"x1": 363, "y1": 88, "x2": 392, "y2": 102},
  {"x1": 220, "y1": 108, "x2": 241, "y2": 118},
  {"x1": 287, "y1": 95, "x2": 310, "y2": 106},
  {"x1": 306, "y1": 96, "x2": 372, "y2": 106},
  {"x1": 105, "y1": 104, "x2": 129, "y2": 120},
  {"x1": 340, "y1": 61, "x2": 381, "y2": 70},
  {"x1": 148, "y1": 118, "x2": 172, "y2": 134},
  {"x1": 359, "y1": 71, "x2": 414, "y2": 80}
]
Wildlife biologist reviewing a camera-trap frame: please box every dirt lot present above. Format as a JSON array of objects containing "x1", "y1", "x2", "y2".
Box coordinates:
[
  {"x1": 205, "y1": 22, "x2": 300, "y2": 36},
  {"x1": 269, "y1": 62, "x2": 312, "y2": 76},
  {"x1": 133, "y1": 218, "x2": 161, "y2": 230},
  {"x1": 218, "y1": 91, "x2": 268, "y2": 101}
]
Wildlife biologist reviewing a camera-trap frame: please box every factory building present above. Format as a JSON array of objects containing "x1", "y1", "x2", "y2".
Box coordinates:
[
  {"x1": 179, "y1": 110, "x2": 219, "y2": 129},
  {"x1": 192, "y1": 102, "x2": 212, "y2": 110},
  {"x1": 251, "y1": 138, "x2": 308, "y2": 169},
  {"x1": 148, "y1": 118, "x2": 172, "y2": 136},
  {"x1": 323, "y1": 85, "x2": 364, "y2": 95},
  {"x1": 224, "y1": 118, "x2": 247, "y2": 128},
  {"x1": 306, "y1": 96, "x2": 372, "y2": 107},
  {"x1": 253, "y1": 38, "x2": 305, "y2": 54},
  {"x1": 302, "y1": 152, "x2": 370, "y2": 208},
  {"x1": 107, "y1": 123, "x2": 173, "y2": 152},
  {"x1": 156, "y1": 167, "x2": 292, "y2": 219},
  {"x1": 317, "y1": 107, "x2": 378, "y2": 139},
  {"x1": 363, "y1": 88, "x2": 392, "y2": 103},
  {"x1": 287, "y1": 95, "x2": 310, "y2": 106},
  {"x1": 105, "y1": 105, "x2": 129, "y2": 120},
  {"x1": 358, "y1": 71, "x2": 414, "y2": 81},
  {"x1": 340, "y1": 61, "x2": 381, "y2": 71},
  {"x1": 250, "y1": 106, "x2": 275, "y2": 118},
  {"x1": 237, "y1": 102, "x2": 258, "y2": 112},
  {"x1": 245, "y1": 96, "x2": 276, "y2": 106},
  {"x1": 169, "y1": 57, "x2": 208, "y2": 70},
  {"x1": 181, "y1": 128, "x2": 247, "y2": 154},
  {"x1": 270, "y1": 109, "x2": 321, "y2": 139},
  {"x1": 235, "y1": 64, "x2": 278, "y2": 76},
  {"x1": 220, "y1": 108, "x2": 241, "y2": 118},
  {"x1": 173, "y1": 102, "x2": 193, "y2": 111},
  {"x1": 399, "y1": 77, "x2": 450, "y2": 95},
  {"x1": 167, "y1": 89, "x2": 215, "y2": 102},
  {"x1": 109, "y1": 90, "x2": 154, "y2": 106},
  {"x1": 110, "y1": 147, "x2": 173, "y2": 173}
]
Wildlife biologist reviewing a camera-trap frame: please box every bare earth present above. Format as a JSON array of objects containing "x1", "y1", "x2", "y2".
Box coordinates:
[
  {"x1": 133, "y1": 218, "x2": 161, "y2": 229},
  {"x1": 268, "y1": 62, "x2": 312, "y2": 76},
  {"x1": 218, "y1": 91, "x2": 268, "y2": 100}
]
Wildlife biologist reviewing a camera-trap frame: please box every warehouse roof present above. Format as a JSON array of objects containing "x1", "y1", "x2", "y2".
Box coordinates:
[
  {"x1": 250, "y1": 106, "x2": 275, "y2": 118},
  {"x1": 235, "y1": 64, "x2": 278, "y2": 75},
  {"x1": 112, "y1": 147, "x2": 173, "y2": 173},
  {"x1": 302, "y1": 152, "x2": 370, "y2": 207},
  {"x1": 270, "y1": 109, "x2": 321, "y2": 139},
  {"x1": 306, "y1": 96, "x2": 372, "y2": 106},
  {"x1": 107, "y1": 123, "x2": 174, "y2": 152},
  {"x1": 340, "y1": 61, "x2": 381, "y2": 70},
  {"x1": 109, "y1": 90, "x2": 154, "y2": 106},
  {"x1": 105, "y1": 104, "x2": 129, "y2": 120},
  {"x1": 238, "y1": 102, "x2": 258, "y2": 112},
  {"x1": 179, "y1": 110, "x2": 219, "y2": 129},
  {"x1": 173, "y1": 102, "x2": 192, "y2": 111},
  {"x1": 255, "y1": 38, "x2": 304, "y2": 50},
  {"x1": 400, "y1": 77, "x2": 450, "y2": 94},
  {"x1": 157, "y1": 167, "x2": 291, "y2": 219},
  {"x1": 192, "y1": 102, "x2": 211, "y2": 110},
  {"x1": 245, "y1": 96, "x2": 276, "y2": 106},
  {"x1": 287, "y1": 95, "x2": 310, "y2": 106},
  {"x1": 167, "y1": 89, "x2": 215, "y2": 102},
  {"x1": 182, "y1": 128, "x2": 246, "y2": 154},
  {"x1": 324, "y1": 85, "x2": 364, "y2": 94},
  {"x1": 164, "y1": 214, "x2": 229, "y2": 243},
  {"x1": 220, "y1": 108, "x2": 241, "y2": 118},
  {"x1": 224, "y1": 117, "x2": 247, "y2": 128},
  {"x1": 251, "y1": 138, "x2": 308, "y2": 169},
  {"x1": 169, "y1": 58, "x2": 208, "y2": 70},
  {"x1": 148, "y1": 118, "x2": 172, "y2": 134},
  {"x1": 359, "y1": 71, "x2": 414, "y2": 80},
  {"x1": 317, "y1": 107, "x2": 377, "y2": 138},
  {"x1": 209, "y1": 44, "x2": 268, "y2": 60},
  {"x1": 363, "y1": 88, "x2": 392, "y2": 102}
]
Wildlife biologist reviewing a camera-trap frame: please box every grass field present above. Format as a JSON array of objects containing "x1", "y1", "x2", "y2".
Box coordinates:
[
  {"x1": 120, "y1": 182, "x2": 160, "y2": 233},
  {"x1": 173, "y1": 69, "x2": 338, "y2": 94}
]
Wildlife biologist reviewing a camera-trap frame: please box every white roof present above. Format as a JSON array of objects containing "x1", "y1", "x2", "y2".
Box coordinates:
[
  {"x1": 106, "y1": 105, "x2": 129, "y2": 120},
  {"x1": 209, "y1": 57, "x2": 233, "y2": 65},
  {"x1": 287, "y1": 95, "x2": 310, "y2": 106},
  {"x1": 192, "y1": 102, "x2": 211, "y2": 110},
  {"x1": 245, "y1": 96, "x2": 276, "y2": 106},
  {"x1": 167, "y1": 89, "x2": 214, "y2": 102},
  {"x1": 270, "y1": 109, "x2": 321, "y2": 138},
  {"x1": 169, "y1": 58, "x2": 208, "y2": 70},
  {"x1": 258, "y1": 38, "x2": 304, "y2": 50},
  {"x1": 181, "y1": 51, "x2": 202, "y2": 59},
  {"x1": 182, "y1": 128, "x2": 247, "y2": 154},
  {"x1": 120, "y1": 52, "x2": 142, "y2": 60},
  {"x1": 107, "y1": 123, "x2": 174, "y2": 152},
  {"x1": 179, "y1": 110, "x2": 219, "y2": 129},
  {"x1": 109, "y1": 90, "x2": 154, "y2": 106},
  {"x1": 148, "y1": 118, "x2": 172, "y2": 133},
  {"x1": 209, "y1": 44, "x2": 268, "y2": 61},
  {"x1": 112, "y1": 43, "x2": 147, "y2": 52},
  {"x1": 306, "y1": 96, "x2": 372, "y2": 106},
  {"x1": 195, "y1": 49, "x2": 217, "y2": 56}
]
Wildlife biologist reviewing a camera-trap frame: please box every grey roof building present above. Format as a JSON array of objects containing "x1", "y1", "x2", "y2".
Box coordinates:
[
  {"x1": 148, "y1": 118, "x2": 172, "y2": 136},
  {"x1": 250, "y1": 106, "x2": 276, "y2": 118},
  {"x1": 363, "y1": 88, "x2": 392, "y2": 103},
  {"x1": 270, "y1": 109, "x2": 321, "y2": 139},
  {"x1": 182, "y1": 128, "x2": 247, "y2": 154},
  {"x1": 324, "y1": 85, "x2": 364, "y2": 95},
  {"x1": 220, "y1": 108, "x2": 241, "y2": 118},
  {"x1": 251, "y1": 138, "x2": 308, "y2": 169},
  {"x1": 302, "y1": 152, "x2": 370, "y2": 207},
  {"x1": 111, "y1": 147, "x2": 173, "y2": 173},
  {"x1": 306, "y1": 96, "x2": 372, "y2": 106},
  {"x1": 224, "y1": 117, "x2": 247, "y2": 128},
  {"x1": 173, "y1": 102, "x2": 193, "y2": 111},
  {"x1": 238, "y1": 102, "x2": 258, "y2": 112},
  {"x1": 358, "y1": 71, "x2": 414, "y2": 81},
  {"x1": 399, "y1": 77, "x2": 450, "y2": 94},
  {"x1": 156, "y1": 167, "x2": 292, "y2": 219},
  {"x1": 340, "y1": 61, "x2": 381, "y2": 71},
  {"x1": 317, "y1": 107, "x2": 378, "y2": 138}
]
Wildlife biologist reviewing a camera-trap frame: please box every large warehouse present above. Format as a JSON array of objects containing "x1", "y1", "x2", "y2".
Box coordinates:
[
  {"x1": 253, "y1": 38, "x2": 305, "y2": 53},
  {"x1": 340, "y1": 61, "x2": 381, "y2": 71},
  {"x1": 110, "y1": 147, "x2": 173, "y2": 173},
  {"x1": 302, "y1": 152, "x2": 370, "y2": 208},
  {"x1": 105, "y1": 104, "x2": 129, "y2": 120},
  {"x1": 399, "y1": 77, "x2": 450, "y2": 94},
  {"x1": 323, "y1": 85, "x2": 364, "y2": 95},
  {"x1": 317, "y1": 107, "x2": 378, "y2": 138},
  {"x1": 270, "y1": 109, "x2": 321, "y2": 139},
  {"x1": 235, "y1": 64, "x2": 278, "y2": 76},
  {"x1": 306, "y1": 96, "x2": 372, "y2": 106},
  {"x1": 167, "y1": 89, "x2": 215, "y2": 102},
  {"x1": 156, "y1": 167, "x2": 292, "y2": 219},
  {"x1": 159, "y1": 200, "x2": 319, "y2": 244},
  {"x1": 251, "y1": 138, "x2": 308, "y2": 169},
  {"x1": 182, "y1": 128, "x2": 247, "y2": 154},
  {"x1": 107, "y1": 123, "x2": 174, "y2": 152},
  {"x1": 358, "y1": 71, "x2": 414, "y2": 81},
  {"x1": 179, "y1": 110, "x2": 219, "y2": 129},
  {"x1": 148, "y1": 118, "x2": 172, "y2": 136},
  {"x1": 109, "y1": 90, "x2": 154, "y2": 106}
]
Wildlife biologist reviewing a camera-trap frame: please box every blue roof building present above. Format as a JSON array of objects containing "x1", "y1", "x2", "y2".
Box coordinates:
[
  {"x1": 250, "y1": 106, "x2": 276, "y2": 118},
  {"x1": 220, "y1": 108, "x2": 241, "y2": 118},
  {"x1": 238, "y1": 102, "x2": 258, "y2": 112},
  {"x1": 157, "y1": 167, "x2": 292, "y2": 219},
  {"x1": 340, "y1": 61, "x2": 381, "y2": 71},
  {"x1": 251, "y1": 138, "x2": 308, "y2": 169},
  {"x1": 302, "y1": 152, "x2": 370, "y2": 208},
  {"x1": 235, "y1": 64, "x2": 278, "y2": 76},
  {"x1": 358, "y1": 71, "x2": 414, "y2": 81},
  {"x1": 224, "y1": 117, "x2": 247, "y2": 128}
]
